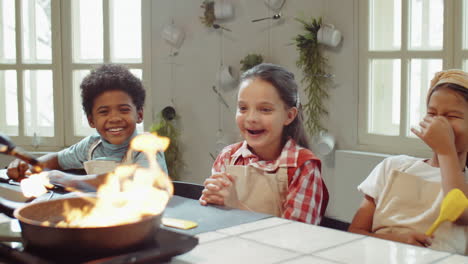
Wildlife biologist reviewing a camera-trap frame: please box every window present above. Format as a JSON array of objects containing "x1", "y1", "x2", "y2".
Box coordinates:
[
  {"x1": 358, "y1": 0, "x2": 467, "y2": 155},
  {"x1": 0, "y1": 0, "x2": 150, "y2": 150}
]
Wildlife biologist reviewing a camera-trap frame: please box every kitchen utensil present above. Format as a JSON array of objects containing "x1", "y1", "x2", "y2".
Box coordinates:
[
  {"x1": 161, "y1": 23, "x2": 185, "y2": 49},
  {"x1": 212, "y1": 86, "x2": 230, "y2": 109},
  {"x1": 0, "y1": 133, "x2": 15, "y2": 150},
  {"x1": 214, "y1": 2, "x2": 234, "y2": 20},
  {"x1": 426, "y1": 188, "x2": 468, "y2": 236},
  {"x1": 264, "y1": 0, "x2": 285, "y2": 11},
  {"x1": 212, "y1": 24, "x2": 232, "y2": 32},
  {"x1": 218, "y1": 65, "x2": 237, "y2": 89},
  {"x1": 0, "y1": 194, "x2": 162, "y2": 258},
  {"x1": 317, "y1": 24, "x2": 342, "y2": 47},
  {"x1": 252, "y1": 13, "x2": 281, "y2": 22},
  {"x1": 0, "y1": 133, "x2": 43, "y2": 173},
  {"x1": 314, "y1": 131, "x2": 335, "y2": 156}
]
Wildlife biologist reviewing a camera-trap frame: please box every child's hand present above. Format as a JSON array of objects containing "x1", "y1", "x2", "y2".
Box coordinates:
[
  {"x1": 199, "y1": 173, "x2": 233, "y2": 206},
  {"x1": 46, "y1": 170, "x2": 96, "y2": 192},
  {"x1": 411, "y1": 115, "x2": 456, "y2": 155},
  {"x1": 7, "y1": 159, "x2": 31, "y2": 181},
  {"x1": 46, "y1": 170, "x2": 77, "y2": 187},
  {"x1": 395, "y1": 232, "x2": 433, "y2": 247}
]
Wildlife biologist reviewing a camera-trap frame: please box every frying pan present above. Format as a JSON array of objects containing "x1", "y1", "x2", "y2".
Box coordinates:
[
  {"x1": 0, "y1": 135, "x2": 162, "y2": 257},
  {"x1": 0, "y1": 194, "x2": 162, "y2": 257}
]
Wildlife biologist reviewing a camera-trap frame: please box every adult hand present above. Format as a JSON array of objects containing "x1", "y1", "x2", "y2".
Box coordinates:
[
  {"x1": 411, "y1": 115, "x2": 456, "y2": 155},
  {"x1": 199, "y1": 173, "x2": 234, "y2": 206},
  {"x1": 6, "y1": 159, "x2": 31, "y2": 181}
]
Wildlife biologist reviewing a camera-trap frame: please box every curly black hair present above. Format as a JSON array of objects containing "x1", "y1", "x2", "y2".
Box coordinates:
[{"x1": 80, "y1": 64, "x2": 146, "y2": 116}]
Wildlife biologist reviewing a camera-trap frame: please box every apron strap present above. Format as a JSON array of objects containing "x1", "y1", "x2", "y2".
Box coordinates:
[
  {"x1": 87, "y1": 139, "x2": 102, "y2": 161},
  {"x1": 121, "y1": 149, "x2": 133, "y2": 164}
]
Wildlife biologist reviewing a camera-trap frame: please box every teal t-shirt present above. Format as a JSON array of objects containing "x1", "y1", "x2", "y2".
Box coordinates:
[{"x1": 57, "y1": 131, "x2": 167, "y2": 173}]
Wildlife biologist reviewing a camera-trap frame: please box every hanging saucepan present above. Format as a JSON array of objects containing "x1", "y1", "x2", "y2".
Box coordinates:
[{"x1": 0, "y1": 194, "x2": 162, "y2": 258}]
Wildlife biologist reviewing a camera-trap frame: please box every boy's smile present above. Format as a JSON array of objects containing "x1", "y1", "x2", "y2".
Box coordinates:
[{"x1": 87, "y1": 90, "x2": 143, "y2": 145}]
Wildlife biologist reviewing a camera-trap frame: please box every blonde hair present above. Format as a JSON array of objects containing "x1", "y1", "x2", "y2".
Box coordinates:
[{"x1": 427, "y1": 69, "x2": 468, "y2": 103}]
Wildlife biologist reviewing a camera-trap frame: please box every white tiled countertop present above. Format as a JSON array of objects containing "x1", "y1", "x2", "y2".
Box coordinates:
[{"x1": 171, "y1": 217, "x2": 468, "y2": 264}]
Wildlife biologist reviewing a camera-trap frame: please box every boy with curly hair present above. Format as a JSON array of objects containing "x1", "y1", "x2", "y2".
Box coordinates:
[{"x1": 7, "y1": 64, "x2": 167, "y2": 188}]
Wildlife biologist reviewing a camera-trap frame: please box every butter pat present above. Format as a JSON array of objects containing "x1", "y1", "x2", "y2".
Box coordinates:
[{"x1": 162, "y1": 217, "x2": 198, "y2": 230}]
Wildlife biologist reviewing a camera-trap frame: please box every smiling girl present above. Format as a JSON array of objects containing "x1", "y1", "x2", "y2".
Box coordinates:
[{"x1": 199, "y1": 63, "x2": 328, "y2": 225}]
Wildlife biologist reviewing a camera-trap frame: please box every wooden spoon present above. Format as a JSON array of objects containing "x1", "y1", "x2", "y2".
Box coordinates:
[{"x1": 426, "y1": 188, "x2": 468, "y2": 236}]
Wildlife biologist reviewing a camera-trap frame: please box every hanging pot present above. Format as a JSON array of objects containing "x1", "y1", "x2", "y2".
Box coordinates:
[
  {"x1": 161, "y1": 23, "x2": 185, "y2": 49},
  {"x1": 162, "y1": 106, "x2": 176, "y2": 121},
  {"x1": 214, "y1": 2, "x2": 234, "y2": 20}
]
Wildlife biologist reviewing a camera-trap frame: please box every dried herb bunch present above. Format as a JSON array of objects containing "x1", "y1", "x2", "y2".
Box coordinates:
[
  {"x1": 240, "y1": 53, "x2": 264, "y2": 72},
  {"x1": 200, "y1": 0, "x2": 215, "y2": 27},
  {"x1": 294, "y1": 17, "x2": 330, "y2": 136}
]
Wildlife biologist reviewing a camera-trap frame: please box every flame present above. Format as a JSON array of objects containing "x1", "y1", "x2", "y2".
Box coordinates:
[
  {"x1": 24, "y1": 132, "x2": 174, "y2": 228},
  {"x1": 20, "y1": 172, "x2": 51, "y2": 198}
]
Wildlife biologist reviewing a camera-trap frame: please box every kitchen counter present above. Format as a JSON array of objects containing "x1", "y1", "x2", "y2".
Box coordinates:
[
  {"x1": 0, "y1": 178, "x2": 467, "y2": 264},
  {"x1": 170, "y1": 217, "x2": 468, "y2": 264}
]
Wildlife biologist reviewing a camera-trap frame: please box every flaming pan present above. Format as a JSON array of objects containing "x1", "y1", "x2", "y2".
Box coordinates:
[{"x1": 2, "y1": 195, "x2": 161, "y2": 257}]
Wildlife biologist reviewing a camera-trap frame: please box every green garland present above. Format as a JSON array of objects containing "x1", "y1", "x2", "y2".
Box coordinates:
[{"x1": 294, "y1": 17, "x2": 330, "y2": 136}]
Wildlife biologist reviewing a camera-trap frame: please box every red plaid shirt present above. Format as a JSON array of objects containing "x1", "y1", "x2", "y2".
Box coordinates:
[{"x1": 212, "y1": 139, "x2": 324, "y2": 225}]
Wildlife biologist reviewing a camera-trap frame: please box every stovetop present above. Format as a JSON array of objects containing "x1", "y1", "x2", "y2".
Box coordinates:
[{"x1": 0, "y1": 227, "x2": 198, "y2": 264}]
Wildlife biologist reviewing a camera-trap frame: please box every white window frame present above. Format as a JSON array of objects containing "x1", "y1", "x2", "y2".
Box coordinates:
[
  {"x1": 358, "y1": 0, "x2": 464, "y2": 157},
  {"x1": 60, "y1": 0, "x2": 152, "y2": 147},
  {"x1": 0, "y1": 0, "x2": 64, "y2": 150},
  {"x1": 0, "y1": 0, "x2": 152, "y2": 151}
]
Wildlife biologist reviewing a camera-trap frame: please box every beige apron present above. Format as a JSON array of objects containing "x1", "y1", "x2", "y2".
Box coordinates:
[
  {"x1": 373, "y1": 167, "x2": 467, "y2": 254},
  {"x1": 83, "y1": 139, "x2": 131, "y2": 175},
  {"x1": 223, "y1": 162, "x2": 288, "y2": 217}
]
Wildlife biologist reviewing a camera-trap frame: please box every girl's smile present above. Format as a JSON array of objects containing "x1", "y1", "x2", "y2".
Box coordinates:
[{"x1": 246, "y1": 129, "x2": 266, "y2": 135}]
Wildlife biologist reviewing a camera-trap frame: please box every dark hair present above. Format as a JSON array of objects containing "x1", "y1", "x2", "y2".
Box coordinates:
[
  {"x1": 80, "y1": 64, "x2": 145, "y2": 116},
  {"x1": 428, "y1": 83, "x2": 468, "y2": 168},
  {"x1": 428, "y1": 83, "x2": 468, "y2": 103},
  {"x1": 239, "y1": 63, "x2": 310, "y2": 148}
]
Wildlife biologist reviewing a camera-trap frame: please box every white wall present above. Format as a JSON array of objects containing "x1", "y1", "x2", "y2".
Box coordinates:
[
  {"x1": 329, "y1": 150, "x2": 388, "y2": 222},
  {"x1": 0, "y1": 0, "x2": 366, "y2": 222},
  {"x1": 150, "y1": 0, "x2": 389, "y2": 223},
  {"x1": 151, "y1": 0, "x2": 327, "y2": 183},
  {"x1": 319, "y1": 0, "x2": 359, "y2": 220}
]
